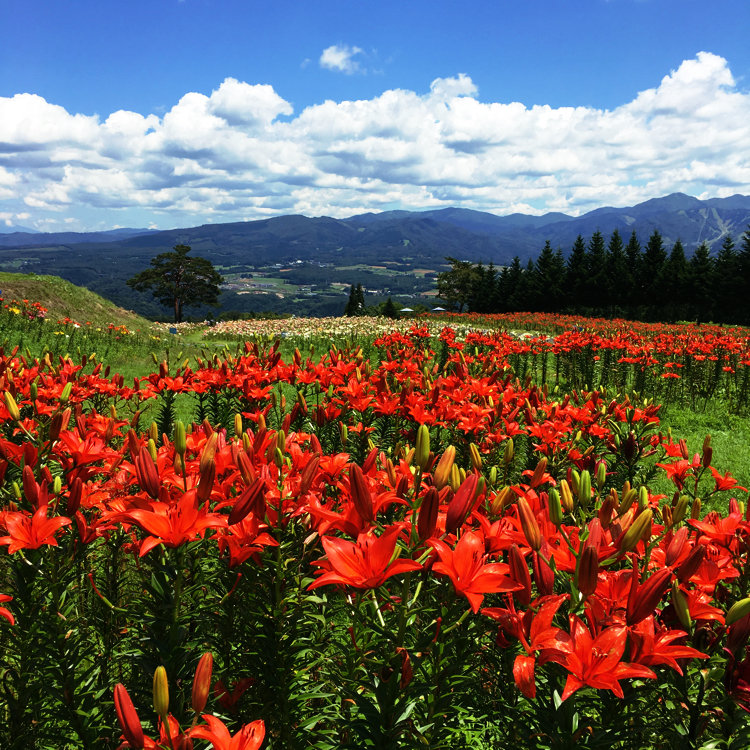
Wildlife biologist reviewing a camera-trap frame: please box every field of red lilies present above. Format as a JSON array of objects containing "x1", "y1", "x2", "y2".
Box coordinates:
[{"x1": 1, "y1": 310, "x2": 750, "y2": 748}]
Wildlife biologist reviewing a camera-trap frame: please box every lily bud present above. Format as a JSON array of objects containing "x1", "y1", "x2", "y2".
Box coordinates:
[
  {"x1": 197, "y1": 458, "x2": 215, "y2": 503},
  {"x1": 529, "y1": 457, "x2": 547, "y2": 488},
  {"x1": 171, "y1": 422, "x2": 185, "y2": 456},
  {"x1": 417, "y1": 487, "x2": 440, "y2": 540},
  {"x1": 191, "y1": 652, "x2": 214, "y2": 714},
  {"x1": 665, "y1": 526, "x2": 689, "y2": 567},
  {"x1": 236, "y1": 450, "x2": 255, "y2": 485},
  {"x1": 487, "y1": 485, "x2": 510, "y2": 515},
  {"x1": 559, "y1": 479, "x2": 574, "y2": 513},
  {"x1": 228, "y1": 477, "x2": 266, "y2": 525},
  {"x1": 349, "y1": 463, "x2": 374, "y2": 523},
  {"x1": 595, "y1": 461, "x2": 607, "y2": 490},
  {"x1": 627, "y1": 567, "x2": 672, "y2": 625},
  {"x1": 576, "y1": 545, "x2": 599, "y2": 597},
  {"x1": 691, "y1": 497, "x2": 701, "y2": 519},
  {"x1": 385, "y1": 458, "x2": 398, "y2": 488},
  {"x1": 339, "y1": 422, "x2": 348, "y2": 446},
  {"x1": 449, "y1": 464, "x2": 461, "y2": 493},
  {"x1": 517, "y1": 496, "x2": 542, "y2": 551},
  {"x1": 299, "y1": 454, "x2": 320, "y2": 496},
  {"x1": 445, "y1": 473, "x2": 479, "y2": 534},
  {"x1": 153, "y1": 665, "x2": 169, "y2": 719},
  {"x1": 508, "y1": 543, "x2": 531, "y2": 605},
  {"x1": 727, "y1": 597, "x2": 750, "y2": 626},
  {"x1": 66, "y1": 477, "x2": 82, "y2": 515},
  {"x1": 147, "y1": 438, "x2": 158, "y2": 464},
  {"x1": 3, "y1": 391, "x2": 20, "y2": 421},
  {"x1": 60, "y1": 381, "x2": 73, "y2": 404},
  {"x1": 672, "y1": 495, "x2": 689, "y2": 526},
  {"x1": 200, "y1": 432, "x2": 218, "y2": 474},
  {"x1": 114, "y1": 684, "x2": 145, "y2": 750},
  {"x1": 638, "y1": 485, "x2": 649, "y2": 510},
  {"x1": 578, "y1": 470, "x2": 592, "y2": 507},
  {"x1": 433, "y1": 446, "x2": 456, "y2": 490},
  {"x1": 234, "y1": 413, "x2": 243, "y2": 438},
  {"x1": 415, "y1": 425, "x2": 430, "y2": 471},
  {"x1": 503, "y1": 438, "x2": 514, "y2": 465},
  {"x1": 469, "y1": 442, "x2": 482, "y2": 472},
  {"x1": 619, "y1": 508, "x2": 653, "y2": 552},
  {"x1": 135, "y1": 450, "x2": 160, "y2": 500},
  {"x1": 548, "y1": 487, "x2": 563, "y2": 527},
  {"x1": 671, "y1": 581, "x2": 691, "y2": 631}
]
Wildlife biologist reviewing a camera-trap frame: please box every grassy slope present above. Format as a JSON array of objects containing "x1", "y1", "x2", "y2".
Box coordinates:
[{"x1": 0, "y1": 271, "x2": 154, "y2": 330}]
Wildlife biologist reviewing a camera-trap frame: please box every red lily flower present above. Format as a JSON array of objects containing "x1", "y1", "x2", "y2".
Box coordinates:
[
  {"x1": 628, "y1": 616, "x2": 707, "y2": 674},
  {"x1": 550, "y1": 615, "x2": 656, "y2": 701},
  {"x1": 309, "y1": 525, "x2": 421, "y2": 590},
  {"x1": 190, "y1": 716, "x2": 265, "y2": 750},
  {"x1": 483, "y1": 594, "x2": 569, "y2": 699},
  {"x1": 117, "y1": 492, "x2": 227, "y2": 556},
  {"x1": 0, "y1": 505, "x2": 71, "y2": 553},
  {"x1": 430, "y1": 530, "x2": 521, "y2": 613}
]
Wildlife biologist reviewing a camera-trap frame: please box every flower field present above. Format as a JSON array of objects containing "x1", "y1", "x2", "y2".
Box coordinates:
[{"x1": 1, "y1": 310, "x2": 750, "y2": 748}]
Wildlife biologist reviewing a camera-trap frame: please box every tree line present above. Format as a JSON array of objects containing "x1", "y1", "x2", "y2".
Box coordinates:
[{"x1": 437, "y1": 227, "x2": 750, "y2": 325}]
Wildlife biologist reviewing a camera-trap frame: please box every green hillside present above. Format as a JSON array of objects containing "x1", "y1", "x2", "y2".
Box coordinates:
[{"x1": 0, "y1": 271, "x2": 154, "y2": 330}]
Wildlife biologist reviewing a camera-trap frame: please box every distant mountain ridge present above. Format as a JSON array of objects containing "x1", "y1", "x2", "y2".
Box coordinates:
[
  {"x1": 1, "y1": 191, "x2": 748, "y2": 319},
  {"x1": 2, "y1": 193, "x2": 748, "y2": 262}
]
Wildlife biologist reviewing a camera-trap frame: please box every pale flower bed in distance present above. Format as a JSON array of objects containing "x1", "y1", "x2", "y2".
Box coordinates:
[{"x1": 199, "y1": 315, "x2": 494, "y2": 342}]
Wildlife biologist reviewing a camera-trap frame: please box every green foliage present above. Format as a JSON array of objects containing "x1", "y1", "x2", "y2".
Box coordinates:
[{"x1": 127, "y1": 245, "x2": 224, "y2": 323}]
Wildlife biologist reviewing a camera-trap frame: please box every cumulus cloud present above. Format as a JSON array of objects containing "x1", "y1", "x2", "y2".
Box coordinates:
[
  {"x1": 1, "y1": 52, "x2": 750, "y2": 230},
  {"x1": 319, "y1": 44, "x2": 364, "y2": 74}
]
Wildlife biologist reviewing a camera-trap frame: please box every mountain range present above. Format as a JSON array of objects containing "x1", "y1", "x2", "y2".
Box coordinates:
[
  {"x1": 2, "y1": 192, "x2": 748, "y2": 265},
  {"x1": 0, "y1": 192, "x2": 748, "y2": 318}
]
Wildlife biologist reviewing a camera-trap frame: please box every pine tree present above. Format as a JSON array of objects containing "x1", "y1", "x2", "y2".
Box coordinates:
[
  {"x1": 344, "y1": 283, "x2": 366, "y2": 316},
  {"x1": 381, "y1": 296, "x2": 399, "y2": 319},
  {"x1": 495, "y1": 257, "x2": 522, "y2": 311},
  {"x1": 714, "y1": 235, "x2": 739, "y2": 324},
  {"x1": 662, "y1": 239, "x2": 689, "y2": 321},
  {"x1": 585, "y1": 231, "x2": 608, "y2": 311},
  {"x1": 605, "y1": 229, "x2": 629, "y2": 313},
  {"x1": 533, "y1": 241, "x2": 564, "y2": 311},
  {"x1": 565, "y1": 235, "x2": 588, "y2": 312},
  {"x1": 640, "y1": 230, "x2": 667, "y2": 316},
  {"x1": 688, "y1": 241, "x2": 714, "y2": 323},
  {"x1": 624, "y1": 231, "x2": 642, "y2": 314}
]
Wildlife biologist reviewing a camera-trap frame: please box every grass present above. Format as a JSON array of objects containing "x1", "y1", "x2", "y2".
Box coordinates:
[
  {"x1": 0, "y1": 271, "x2": 152, "y2": 330},
  {"x1": 654, "y1": 401, "x2": 750, "y2": 510}
]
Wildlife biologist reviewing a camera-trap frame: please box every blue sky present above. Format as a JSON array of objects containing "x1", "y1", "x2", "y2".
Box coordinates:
[{"x1": 2, "y1": 0, "x2": 750, "y2": 231}]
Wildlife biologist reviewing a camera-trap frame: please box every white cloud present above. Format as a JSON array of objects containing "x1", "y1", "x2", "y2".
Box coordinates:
[
  {"x1": 319, "y1": 44, "x2": 364, "y2": 74},
  {"x1": 1, "y1": 52, "x2": 750, "y2": 230}
]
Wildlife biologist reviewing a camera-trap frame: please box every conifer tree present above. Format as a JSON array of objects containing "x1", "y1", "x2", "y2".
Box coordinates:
[
  {"x1": 640, "y1": 230, "x2": 667, "y2": 316},
  {"x1": 689, "y1": 241, "x2": 715, "y2": 323},
  {"x1": 624, "y1": 231, "x2": 642, "y2": 314},
  {"x1": 714, "y1": 235, "x2": 739, "y2": 324},
  {"x1": 605, "y1": 229, "x2": 629, "y2": 313},
  {"x1": 566, "y1": 235, "x2": 588, "y2": 311},
  {"x1": 533, "y1": 241, "x2": 564, "y2": 311},
  {"x1": 663, "y1": 239, "x2": 689, "y2": 321},
  {"x1": 586, "y1": 231, "x2": 608, "y2": 311}
]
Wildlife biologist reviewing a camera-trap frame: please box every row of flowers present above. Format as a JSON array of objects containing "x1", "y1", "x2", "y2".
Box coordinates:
[{"x1": 0, "y1": 321, "x2": 749, "y2": 746}]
